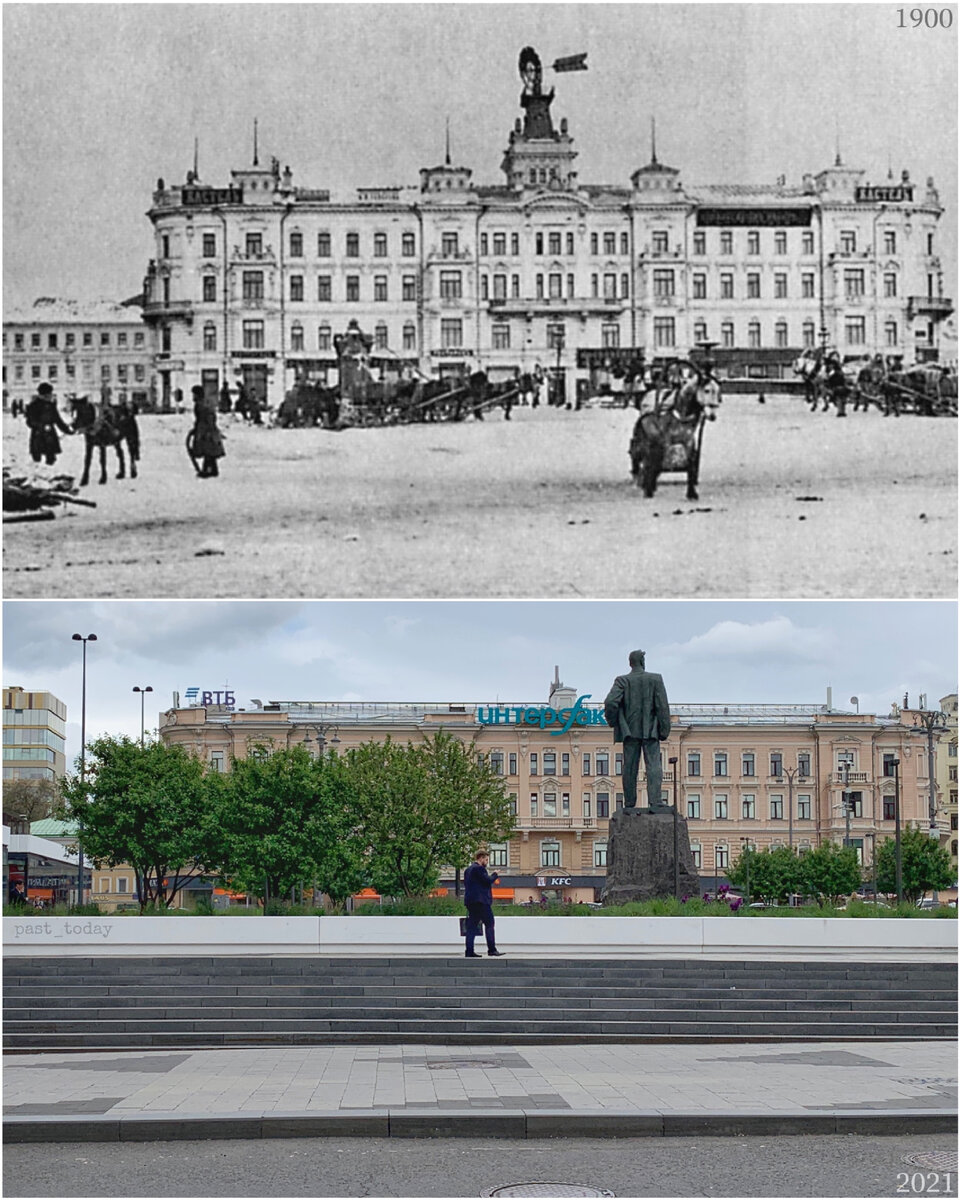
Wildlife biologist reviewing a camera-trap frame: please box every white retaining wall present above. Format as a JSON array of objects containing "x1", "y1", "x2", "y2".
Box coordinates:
[{"x1": 4, "y1": 915, "x2": 956, "y2": 960}]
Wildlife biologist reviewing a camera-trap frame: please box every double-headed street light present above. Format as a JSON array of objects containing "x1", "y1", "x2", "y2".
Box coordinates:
[
  {"x1": 912, "y1": 708, "x2": 948, "y2": 838},
  {"x1": 71, "y1": 633, "x2": 97, "y2": 907},
  {"x1": 132, "y1": 685, "x2": 153, "y2": 747},
  {"x1": 668, "y1": 756, "x2": 679, "y2": 900},
  {"x1": 299, "y1": 723, "x2": 341, "y2": 758},
  {"x1": 739, "y1": 836, "x2": 752, "y2": 907},
  {"x1": 840, "y1": 759, "x2": 852, "y2": 848},
  {"x1": 891, "y1": 757, "x2": 903, "y2": 905},
  {"x1": 777, "y1": 764, "x2": 799, "y2": 850}
]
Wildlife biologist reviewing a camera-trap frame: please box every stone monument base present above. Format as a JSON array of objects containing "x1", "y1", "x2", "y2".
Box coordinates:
[{"x1": 601, "y1": 808, "x2": 700, "y2": 905}]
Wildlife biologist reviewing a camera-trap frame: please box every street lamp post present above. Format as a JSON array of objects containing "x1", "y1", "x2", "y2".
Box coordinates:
[
  {"x1": 778, "y1": 765, "x2": 798, "y2": 850},
  {"x1": 841, "y1": 760, "x2": 852, "y2": 848},
  {"x1": 739, "y1": 837, "x2": 751, "y2": 907},
  {"x1": 71, "y1": 633, "x2": 97, "y2": 908},
  {"x1": 866, "y1": 831, "x2": 878, "y2": 912},
  {"x1": 891, "y1": 758, "x2": 903, "y2": 905},
  {"x1": 668, "y1": 756, "x2": 679, "y2": 900},
  {"x1": 912, "y1": 710, "x2": 948, "y2": 903},
  {"x1": 132, "y1": 685, "x2": 153, "y2": 747}
]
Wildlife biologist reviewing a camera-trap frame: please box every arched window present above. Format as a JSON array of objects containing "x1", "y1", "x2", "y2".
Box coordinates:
[
  {"x1": 318, "y1": 324, "x2": 331, "y2": 351},
  {"x1": 202, "y1": 322, "x2": 216, "y2": 352},
  {"x1": 291, "y1": 322, "x2": 304, "y2": 351},
  {"x1": 402, "y1": 323, "x2": 416, "y2": 352}
]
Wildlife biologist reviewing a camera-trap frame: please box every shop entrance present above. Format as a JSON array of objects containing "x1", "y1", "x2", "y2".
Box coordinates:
[{"x1": 242, "y1": 364, "x2": 269, "y2": 408}]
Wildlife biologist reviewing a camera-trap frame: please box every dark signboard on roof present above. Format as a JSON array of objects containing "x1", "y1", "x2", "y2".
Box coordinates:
[{"x1": 696, "y1": 207, "x2": 812, "y2": 227}]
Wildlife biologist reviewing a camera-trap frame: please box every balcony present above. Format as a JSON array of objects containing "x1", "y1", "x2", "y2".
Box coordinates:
[
  {"x1": 141, "y1": 299, "x2": 194, "y2": 325},
  {"x1": 231, "y1": 247, "x2": 277, "y2": 264},
  {"x1": 828, "y1": 771, "x2": 869, "y2": 785},
  {"x1": 908, "y1": 295, "x2": 953, "y2": 318},
  {"x1": 484, "y1": 296, "x2": 625, "y2": 316},
  {"x1": 520, "y1": 817, "x2": 595, "y2": 829}
]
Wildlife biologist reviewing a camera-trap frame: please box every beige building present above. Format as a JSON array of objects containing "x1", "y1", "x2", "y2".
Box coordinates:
[
  {"x1": 158, "y1": 675, "x2": 944, "y2": 902},
  {"x1": 933, "y1": 693, "x2": 958, "y2": 870},
  {"x1": 140, "y1": 54, "x2": 951, "y2": 412},
  {"x1": 2, "y1": 298, "x2": 157, "y2": 413}
]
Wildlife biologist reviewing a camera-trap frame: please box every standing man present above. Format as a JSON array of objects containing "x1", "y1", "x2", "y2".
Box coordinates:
[
  {"x1": 462, "y1": 850, "x2": 505, "y2": 958},
  {"x1": 187, "y1": 384, "x2": 226, "y2": 478},
  {"x1": 25, "y1": 382, "x2": 71, "y2": 466},
  {"x1": 604, "y1": 650, "x2": 672, "y2": 812}
]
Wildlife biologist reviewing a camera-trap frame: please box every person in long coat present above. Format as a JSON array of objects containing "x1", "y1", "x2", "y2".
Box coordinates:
[
  {"x1": 604, "y1": 649, "x2": 672, "y2": 812},
  {"x1": 25, "y1": 382, "x2": 71, "y2": 466},
  {"x1": 189, "y1": 384, "x2": 225, "y2": 477}
]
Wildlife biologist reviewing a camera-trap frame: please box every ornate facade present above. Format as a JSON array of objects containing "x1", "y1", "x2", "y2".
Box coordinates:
[
  {"x1": 141, "y1": 52, "x2": 952, "y2": 411},
  {"x1": 158, "y1": 674, "x2": 946, "y2": 903}
]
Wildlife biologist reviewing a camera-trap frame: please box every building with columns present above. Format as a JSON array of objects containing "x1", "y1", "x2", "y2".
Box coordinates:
[
  {"x1": 141, "y1": 50, "x2": 952, "y2": 411},
  {"x1": 157, "y1": 672, "x2": 948, "y2": 903}
]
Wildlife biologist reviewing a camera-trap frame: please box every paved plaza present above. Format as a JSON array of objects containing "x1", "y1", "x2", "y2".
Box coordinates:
[{"x1": 4, "y1": 1039, "x2": 956, "y2": 1142}]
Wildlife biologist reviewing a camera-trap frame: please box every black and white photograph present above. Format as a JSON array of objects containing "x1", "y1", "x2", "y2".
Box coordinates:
[{"x1": 3, "y1": 4, "x2": 956, "y2": 597}]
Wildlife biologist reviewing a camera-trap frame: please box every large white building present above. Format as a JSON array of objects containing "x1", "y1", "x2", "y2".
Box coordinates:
[
  {"x1": 2, "y1": 298, "x2": 157, "y2": 413},
  {"x1": 141, "y1": 49, "x2": 952, "y2": 410}
]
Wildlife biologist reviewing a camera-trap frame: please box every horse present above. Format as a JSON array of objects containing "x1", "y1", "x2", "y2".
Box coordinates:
[
  {"x1": 793, "y1": 349, "x2": 854, "y2": 416},
  {"x1": 70, "y1": 396, "x2": 140, "y2": 487},
  {"x1": 628, "y1": 362, "x2": 721, "y2": 500}
]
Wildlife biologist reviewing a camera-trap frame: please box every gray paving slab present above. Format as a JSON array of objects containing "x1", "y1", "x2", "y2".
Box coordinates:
[{"x1": 3, "y1": 1040, "x2": 956, "y2": 1143}]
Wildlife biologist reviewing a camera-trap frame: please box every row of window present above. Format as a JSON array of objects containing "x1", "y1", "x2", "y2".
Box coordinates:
[
  {"x1": 491, "y1": 750, "x2": 817, "y2": 777},
  {"x1": 10, "y1": 362, "x2": 149, "y2": 384},
  {"x1": 659, "y1": 316, "x2": 900, "y2": 350},
  {"x1": 2, "y1": 727, "x2": 64, "y2": 749},
  {"x1": 5, "y1": 330, "x2": 145, "y2": 352},
  {"x1": 188, "y1": 228, "x2": 925, "y2": 265}
]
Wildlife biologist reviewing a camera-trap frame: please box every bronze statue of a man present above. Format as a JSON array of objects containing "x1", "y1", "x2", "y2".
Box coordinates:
[{"x1": 604, "y1": 650, "x2": 672, "y2": 812}]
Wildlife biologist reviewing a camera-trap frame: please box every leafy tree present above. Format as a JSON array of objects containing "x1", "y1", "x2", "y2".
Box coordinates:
[
  {"x1": 342, "y1": 731, "x2": 515, "y2": 898},
  {"x1": 57, "y1": 736, "x2": 215, "y2": 912},
  {"x1": 874, "y1": 827, "x2": 955, "y2": 904},
  {"x1": 214, "y1": 744, "x2": 347, "y2": 903},
  {"x1": 3, "y1": 778, "x2": 58, "y2": 824},
  {"x1": 726, "y1": 844, "x2": 803, "y2": 905},
  {"x1": 797, "y1": 841, "x2": 861, "y2": 906}
]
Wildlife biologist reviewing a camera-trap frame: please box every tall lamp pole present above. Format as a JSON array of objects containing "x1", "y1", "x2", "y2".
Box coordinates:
[
  {"x1": 71, "y1": 633, "x2": 97, "y2": 907},
  {"x1": 132, "y1": 685, "x2": 153, "y2": 747},
  {"x1": 778, "y1": 765, "x2": 798, "y2": 850},
  {"x1": 739, "y1": 837, "x2": 751, "y2": 907},
  {"x1": 841, "y1": 760, "x2": 852, "y2": 848},
  {"x1": 913, "y1": 707, "x2": 948, "y2": 840},
  {"x1": 891, "y1": 758, "x2": 903, "y2": 905},
  {"x1": 668, "y1": 756, "x2": 679, "y2": 900}
]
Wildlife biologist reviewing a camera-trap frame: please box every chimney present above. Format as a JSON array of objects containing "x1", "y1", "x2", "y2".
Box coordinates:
[{"x1": 826, "y1": 686, "x2": 833, "y2": 711}]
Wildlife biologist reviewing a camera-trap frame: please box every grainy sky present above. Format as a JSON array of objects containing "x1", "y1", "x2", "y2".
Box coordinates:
[
  {"x1": 3, "y1": 600, "x2": 956, "y2": 772},
  {"x1": 3, "y1": 3, "x2": 957, "y2": 309}
]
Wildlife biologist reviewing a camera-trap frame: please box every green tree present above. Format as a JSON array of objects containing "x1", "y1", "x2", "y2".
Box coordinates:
[
  {"x1": 342, "y1": 731, "x2": 515, "y2": 898},
  {"x1": 214, "y1": 743, "x2": 346, "y2": 904},
  {"x1": 797, "y1": 841, "x2": 862, "y2": 906},
  {"x1": 874, "y1": 827, "x2": 954, "y2": 904},
  {"x1": 57, "y1": 736, "x2": 215, "y2": 912},
  {"x1": 726, "y1": 844, "x2": 803, "y2": 905}
]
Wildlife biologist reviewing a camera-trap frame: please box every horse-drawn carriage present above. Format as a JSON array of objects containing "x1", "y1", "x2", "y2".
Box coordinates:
[
  {"x1": 628, "y1": 354, "x2": 722, "y2": 500},
  {"x1": 793, "y1": 349, "x2": 957, "y2": 417}
]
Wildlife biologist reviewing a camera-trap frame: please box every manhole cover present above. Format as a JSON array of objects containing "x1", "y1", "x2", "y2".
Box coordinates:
[
  {"x1": 481, "y1": 1186, "x2": 614, "y2": 1198},
  {"x1": 902, "y1": 1151, "x2": 959, "y2": 1172}
]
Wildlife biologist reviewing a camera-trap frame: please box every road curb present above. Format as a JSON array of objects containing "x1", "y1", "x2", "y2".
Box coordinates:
[{"x1": 4, "y1": 1108, "x2": 956, "y2": 1144}]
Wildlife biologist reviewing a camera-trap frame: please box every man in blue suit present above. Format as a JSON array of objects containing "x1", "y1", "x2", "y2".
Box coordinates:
[
  {"x1": 463, "y1": 851, "x2": 505, "y2": 958},
  {"x1": 604, "y1": 649, "x2": 672, "y2": 812}
]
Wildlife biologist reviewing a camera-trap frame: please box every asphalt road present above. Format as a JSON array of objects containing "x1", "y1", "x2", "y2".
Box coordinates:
[
  {"x1": 4, "y1": 1133, "x2": 957, "y2": 1198},
  {"x1": 3, "y1": 395, "x2": 956, "y2": 598}
]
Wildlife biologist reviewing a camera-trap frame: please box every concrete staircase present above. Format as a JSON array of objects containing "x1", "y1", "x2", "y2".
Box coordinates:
[{"x1": 4, "y1": 957, "x2": 956, "y2": 1051}]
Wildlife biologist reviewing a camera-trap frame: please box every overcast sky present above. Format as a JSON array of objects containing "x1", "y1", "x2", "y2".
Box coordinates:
[
  {"x1": 3, "y1": 600, "x2": 956, "y2": 772},
  {"x1": 3, "y1": 3, "x2": 957, "y2": 309}
]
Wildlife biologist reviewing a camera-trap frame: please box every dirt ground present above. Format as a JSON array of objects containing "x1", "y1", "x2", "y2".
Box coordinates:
[{"x1": 3, "y1": 396, "x2": 956, "y2": 599}]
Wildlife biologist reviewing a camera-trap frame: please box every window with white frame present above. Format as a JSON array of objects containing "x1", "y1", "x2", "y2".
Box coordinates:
[
  {"x1": 691, "y1": 844, "x2": 702, "y2": 869},
  {"x1": 488, "y1": 842, "x2": 508, "y2": 867},
  {"x1": 540, "y1": 840, "x2": 561, "y2": 867},
  {"x1": 542, "y1": 793, "x2": 557, "y2": 818},
  {"x1": 593, "y1": 840, "x2": 607, "y2": 867},
  {"x1": 715, "y1": 845, "x2": 729, "y2": 869},
  {"x1": 210, "y1": 751, "x2": 224, "y2": 772},
  {"x1": 116, "y1": 877, "x2": 129, "y2": 894},
  {"x1": 686, "y1": 795, "x2": 701, "y2": 819},
  {"x1": 770, "y1": 794, "x2": 784, "y2": 820},
  {"x1": 797, "y1": 794, "x2": 812, "y2": 820},
  {"x1": 741, "y1": 794, "x2": 755, "y2": 819},
  {"x1": 714, "y1": 795, "x2": 728, "y2": 820}
]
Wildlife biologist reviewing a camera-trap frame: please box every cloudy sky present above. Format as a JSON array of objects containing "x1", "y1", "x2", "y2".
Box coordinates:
[
  {"x1": 3, "y1": 600, "x2": 956, "y2": 771},
  {"x1": 4, "y1": 3, "x2": 956, "y2": 309}
]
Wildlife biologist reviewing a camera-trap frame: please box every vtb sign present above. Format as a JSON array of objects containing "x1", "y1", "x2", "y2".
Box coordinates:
[
  {"x1": 477, "y1": 694, "x2": 607, "y2": 736},
  {"x1": 184, "y1": 687, "x2": 236, "y2": 707}
]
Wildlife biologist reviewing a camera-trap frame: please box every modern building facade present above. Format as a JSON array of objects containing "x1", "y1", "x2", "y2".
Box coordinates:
[
  {"x1": 2, "y1": 298, "x2": 157, "y2": 413},
  {"x1": 3, "y1": 686, "x2": 67, "y2": 782},
  {"x1": 140, "y1": 53, "x2": 952, "y2": 411},
  {"x1": 158, "y1": 674, "x2": 947, "y2": 902}
]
